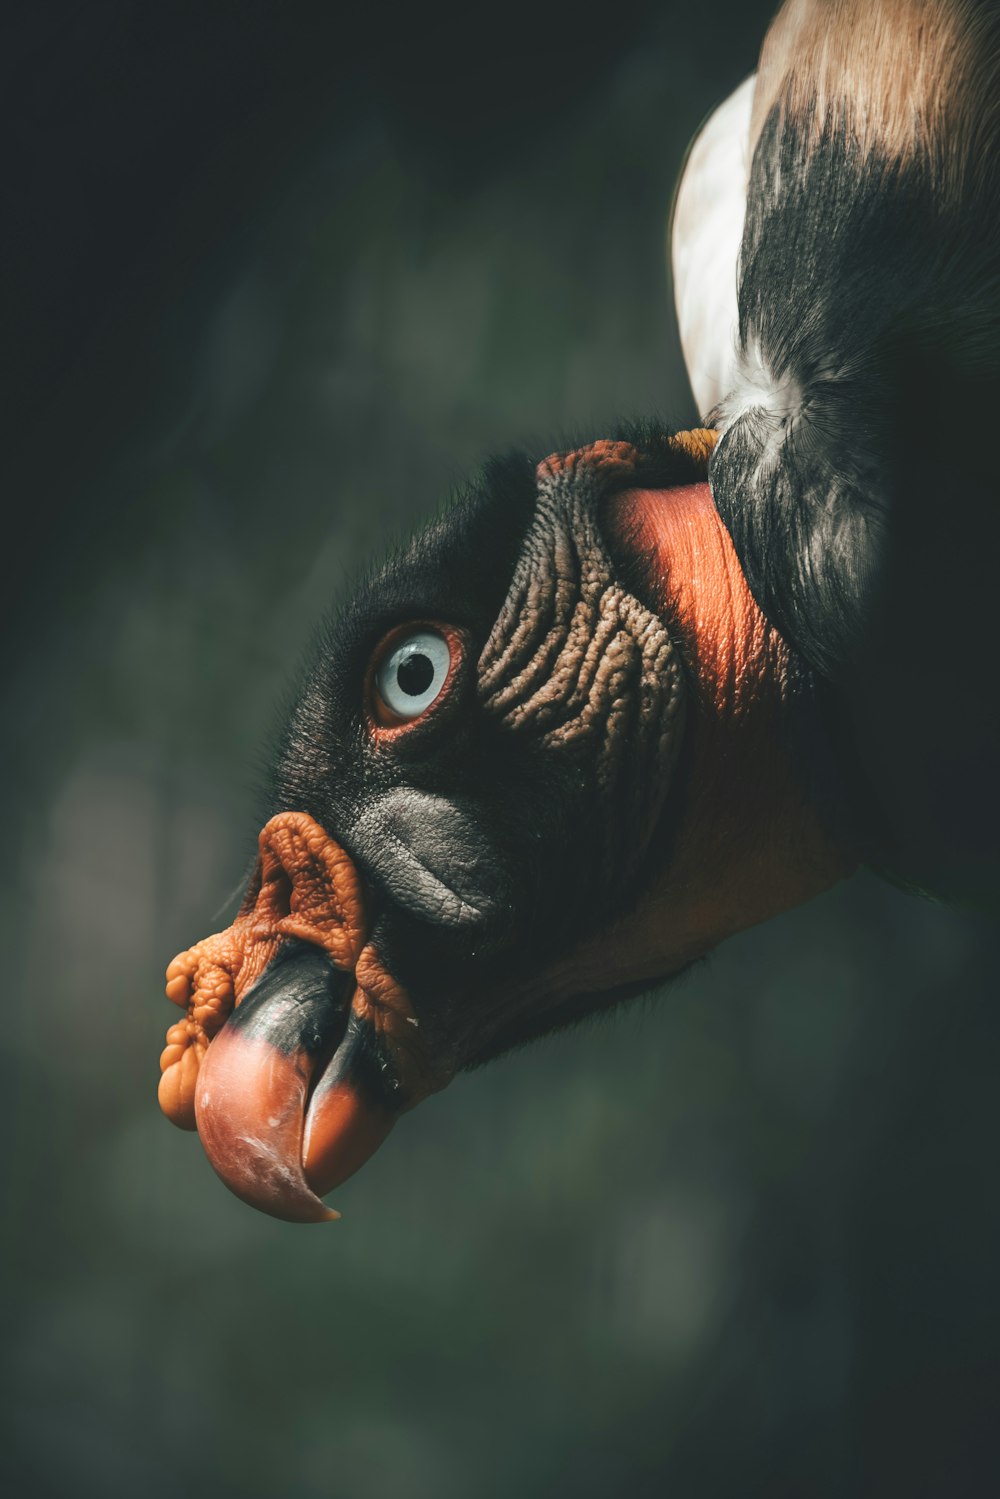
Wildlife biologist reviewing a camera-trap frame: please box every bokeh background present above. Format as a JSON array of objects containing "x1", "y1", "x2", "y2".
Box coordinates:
[{"x1": 4, "y1": 4, "x2": 999, "y2": 1495}]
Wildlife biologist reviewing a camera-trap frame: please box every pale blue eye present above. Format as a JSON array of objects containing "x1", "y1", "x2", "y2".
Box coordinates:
[{"x1": 375, "y1": 630, "x2": 452, "y2": 719}]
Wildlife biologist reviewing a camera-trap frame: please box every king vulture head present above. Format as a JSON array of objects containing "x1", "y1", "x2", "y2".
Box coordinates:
[
  {"x1": 158, "y1": 0, "x2": 1000, "y2": 1221},
  {"x1": 157, "y1": 428, "x2": 850, "y2": 1220}
]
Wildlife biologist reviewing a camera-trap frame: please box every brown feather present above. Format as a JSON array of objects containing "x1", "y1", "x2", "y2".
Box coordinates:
[{"x1": 751, "y1": 0, "x2": 1000, "y2": 205}]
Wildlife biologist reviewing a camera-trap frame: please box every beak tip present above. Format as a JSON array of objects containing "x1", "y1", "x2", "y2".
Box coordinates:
[
  {"x1": 193, "y1": 1024, "x2": 347, "y2": 1223},
  {"x1": 230, "y1": 1185, "x2": 341, "y2": 1225}
]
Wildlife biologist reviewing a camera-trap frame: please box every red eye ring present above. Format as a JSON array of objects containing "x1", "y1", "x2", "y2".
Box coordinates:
[{"x1": 364, "y1": 621, "x2": 466, "y2": 737}]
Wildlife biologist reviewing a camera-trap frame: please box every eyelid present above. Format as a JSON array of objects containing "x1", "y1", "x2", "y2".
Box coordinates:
[{"x1": 364, "y1": 621, "x2": 466, "y2": 738}]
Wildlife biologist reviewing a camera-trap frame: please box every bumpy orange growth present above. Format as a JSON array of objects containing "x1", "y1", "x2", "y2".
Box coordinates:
[
  {"x1": 536, "y1": 428, "x2": 717, "y2": 485},
  {"x1": 158, "y1": 812, "x2": 369, "y2": 1129},
  {"x1": 668, "y1": 427, "x2": 719, "y2": 467}
]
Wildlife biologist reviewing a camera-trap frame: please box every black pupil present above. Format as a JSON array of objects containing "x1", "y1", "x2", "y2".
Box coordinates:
[{"x1": 397, "y1": 652, "x2": 435, "y2": 697}]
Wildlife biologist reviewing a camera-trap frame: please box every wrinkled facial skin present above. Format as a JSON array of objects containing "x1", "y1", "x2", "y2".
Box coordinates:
[
  {"x1": 272, "y1": 438, "x2": 697, "y2": 1064},
  {"x1": 160, "y1": 428, "x2": 730, "y2": 1220}
]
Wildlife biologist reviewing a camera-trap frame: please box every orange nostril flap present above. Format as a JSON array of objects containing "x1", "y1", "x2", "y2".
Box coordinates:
[{"x1": 158, "y1": 812, "x2": 369, "y2": 1129}]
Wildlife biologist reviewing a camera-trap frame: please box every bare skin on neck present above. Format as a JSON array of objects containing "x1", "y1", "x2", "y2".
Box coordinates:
[{"x1": 537, "y1": 481, "x2": 856, "y2": 1002}]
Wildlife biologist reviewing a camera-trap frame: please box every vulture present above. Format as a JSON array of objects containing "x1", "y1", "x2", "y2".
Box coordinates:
[{"x1": 158, "y1": 0, "x2": 1000, "y2": 1221}]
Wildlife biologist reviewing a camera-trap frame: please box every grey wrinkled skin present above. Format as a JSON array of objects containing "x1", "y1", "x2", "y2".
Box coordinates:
[{"x1": 480, "y1": 444, "x2": 685, "y2": 883}]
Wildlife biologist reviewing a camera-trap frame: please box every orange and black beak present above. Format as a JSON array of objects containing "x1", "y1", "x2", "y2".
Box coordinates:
[
  {"x1": 157, "y1": 812, "x2": 446, "y2": 1223},
  {"x1": 193, "y1": 941, "x2": 401, "y2": 1222}
]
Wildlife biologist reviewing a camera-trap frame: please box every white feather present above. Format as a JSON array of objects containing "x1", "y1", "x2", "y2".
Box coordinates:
[{"x1": 671, "y1": 74, "x2": 755, "y2": 420}]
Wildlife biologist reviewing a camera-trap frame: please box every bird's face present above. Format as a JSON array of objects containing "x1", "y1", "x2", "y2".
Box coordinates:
[{"x1": 158, "y1": 427, "x2": 847, "y2": 1221}]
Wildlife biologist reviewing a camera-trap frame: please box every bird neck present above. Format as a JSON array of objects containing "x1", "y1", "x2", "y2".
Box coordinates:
[{"x1": 584, "y1": 480, "x2": 857, "y2": 984}]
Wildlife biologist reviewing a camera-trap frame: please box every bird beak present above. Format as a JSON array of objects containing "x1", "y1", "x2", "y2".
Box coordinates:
[
  {"x1": 193, "y1": 941, "x2": 400, "y2": 1222},
  {"x1": 158, "y1": 812, "x2": 446, "y2": 1223}
]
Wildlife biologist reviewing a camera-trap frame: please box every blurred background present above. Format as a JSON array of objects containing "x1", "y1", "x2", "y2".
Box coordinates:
[{"x1": 3, "y1": 3, "x2": 999, "y2": 1495}]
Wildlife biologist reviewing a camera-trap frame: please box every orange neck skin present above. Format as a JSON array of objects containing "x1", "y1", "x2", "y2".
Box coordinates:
[{"x1": 538, "y1": 481, "x2": 856, "y2": 1000}]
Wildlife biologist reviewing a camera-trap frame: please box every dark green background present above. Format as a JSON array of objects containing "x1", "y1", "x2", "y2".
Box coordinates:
[{"x1": 3, "y1": 4, "x2": 998, "y2": 1495}]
